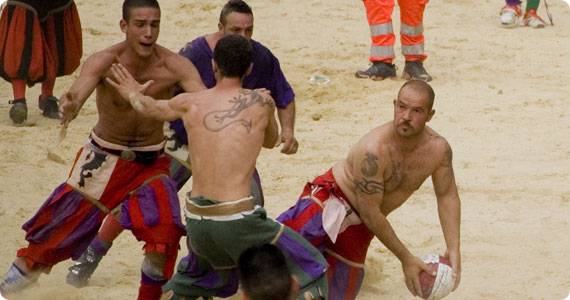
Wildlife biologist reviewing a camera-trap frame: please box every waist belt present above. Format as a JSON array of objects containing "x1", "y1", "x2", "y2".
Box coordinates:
[
  {"x1": 186, "y1": 197, "x2": 255, "y2": 217},
  {"x1": 89, "y1": 138, "x2": 164, "y2": 165}
]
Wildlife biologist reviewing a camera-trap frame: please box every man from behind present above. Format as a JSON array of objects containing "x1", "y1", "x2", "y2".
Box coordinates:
[
  {"x1": 107, "y1": 34, "x2": 328, "y2": 300},
  {"x1": 66, "y1": 1, "x2": 298, "y2": 282}
]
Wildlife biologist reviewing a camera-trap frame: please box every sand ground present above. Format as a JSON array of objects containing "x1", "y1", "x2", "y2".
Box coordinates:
[{"x1": 0, "y1": 0, "x2": 569, "y2": 299}]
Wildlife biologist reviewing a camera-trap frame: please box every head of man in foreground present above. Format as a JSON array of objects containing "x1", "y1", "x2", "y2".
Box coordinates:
[{"x1": 393, "y1": 79, "x2": 436, "y2": 138}]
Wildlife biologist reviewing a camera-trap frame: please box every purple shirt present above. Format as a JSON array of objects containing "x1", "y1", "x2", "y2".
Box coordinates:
[{"x1": 170, "y1": 36, "x2": 295, "y2": 144}]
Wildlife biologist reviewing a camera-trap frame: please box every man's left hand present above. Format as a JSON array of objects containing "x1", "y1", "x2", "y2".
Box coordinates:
[
  {"x1": 275, "y1": 131, "x2": 298, "y2": 154},
  {"x1": 445, "y1": 248, "x2": 461, "y2": 291}
]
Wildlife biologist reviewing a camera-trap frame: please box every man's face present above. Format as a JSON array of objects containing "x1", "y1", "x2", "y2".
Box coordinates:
[
  {"x1": 219, "y1": 12, "x2": 253, "y2": 40},
  {"x1": 393, "y1": 87, "x2": 434, "y2": 137},
  {"x1": 121, "y1": 7, "x2": 160, "y2": 57}
]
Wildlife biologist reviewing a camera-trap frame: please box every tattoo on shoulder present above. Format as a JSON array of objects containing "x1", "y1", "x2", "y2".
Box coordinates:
[
  {"x1": 361, "y1": 152, "x2": 379, "y2": 177},
  {"x1": 441, "y1": 143, "x2": 453, "y2": 167},
  {"x1": 202, "y1": 89, "x2": 274, "y2": 133},
  {"x1": 355, "y1": 178, "x2": 384, "y2": 195},
  {"x1": 355, "y1": 152, "x2": 384, "y2": 194}
]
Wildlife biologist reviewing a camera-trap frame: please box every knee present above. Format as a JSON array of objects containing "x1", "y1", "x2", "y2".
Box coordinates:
[
  {"x1": 142, "y1": 252, "x2": 167, "y2": 281},
  {"x1": 159, "y1": 290, "x2": 187, "y2": 300}
]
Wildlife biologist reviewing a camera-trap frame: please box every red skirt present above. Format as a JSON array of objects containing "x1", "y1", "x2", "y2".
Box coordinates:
[{"x1": 0, "y1": 1, "x2": 82, "y2": 84}]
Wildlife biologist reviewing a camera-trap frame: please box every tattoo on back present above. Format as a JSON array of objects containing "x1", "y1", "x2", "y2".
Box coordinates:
[
  {"x1": 203, "y1": 89, "x2": 274, "y2": 133},
  {"x1": 356, "y1": 152, "x2": 384, "y2": 194}
]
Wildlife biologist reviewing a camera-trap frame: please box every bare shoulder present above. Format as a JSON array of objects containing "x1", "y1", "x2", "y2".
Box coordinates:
[
  {"x1": 158, "y1": 45, "x2": 194, "y2": 69},
  {"x1": 82, "y1": 45, "x2": 120, "y2": 72},
  {"x1": 359, "y1": 123, "x2": 392, "y2": 152},
  {"x1": 425, "y1": 126, "x2": 453, "y2": 166},
  {"x1": 350, "y1": 125, "x2": 391, "y2": 165},
  {"x1": 242, "y1": 89, "x2": 275, "y2": 110}
]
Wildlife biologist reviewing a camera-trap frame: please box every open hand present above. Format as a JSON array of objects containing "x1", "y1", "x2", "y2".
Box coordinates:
[
  {"x1": 105, "y1": 63, "x2": 153, "y2": 102},
  {"x1": 445, "y1": 248, "x2": 461, "y2": 291},
  {"x1": 59, "y1": 91, "x2": 78, "y2": 128},
  {"x1": 402, "y1": 255, "x2": 434, "y2": 298}
]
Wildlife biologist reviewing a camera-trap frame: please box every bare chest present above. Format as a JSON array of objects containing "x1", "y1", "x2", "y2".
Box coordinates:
[{"x1": 384, "y1": 157, "x2": 436, "y2": 192}]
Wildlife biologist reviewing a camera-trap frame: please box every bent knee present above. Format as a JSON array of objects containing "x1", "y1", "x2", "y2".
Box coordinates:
[{"x1": 160, "y1": 290, "x2": 187, "y2": 300}]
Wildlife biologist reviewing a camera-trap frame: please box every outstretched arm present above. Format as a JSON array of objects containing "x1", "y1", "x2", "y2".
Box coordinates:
[
  {"x1": 106, "y1": 63, "x2": 187, "y2": 122},
  {"x1": 59, "y1": 53, "x2": 111, "y2": 127},
  {"x1": 351, "y1": 148, "x2": 433, "y2": 298},
  {"x1": 173, "y1": 54, "x2": 206, "y2": 94},
  {"x1": 432, "y1": 142, "x2": 461, "y2": 291}
]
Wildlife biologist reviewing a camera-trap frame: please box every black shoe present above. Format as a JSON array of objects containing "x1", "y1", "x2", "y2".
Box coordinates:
[
  {"x1": 66, "y1": 247, "x2": 102, "y2": 288},
  {"x1": 355, "y1": 61, "x2": 397, "y2": 80},
  {"x1": 402, "y1": 61, "x2": 432, "y2": 82},
  {"x1": 40, "y1": 96, "x2": 60, "y2": 119},
  {"x1": 8, "y1": 98, "x2": 27, "y2": 125}
]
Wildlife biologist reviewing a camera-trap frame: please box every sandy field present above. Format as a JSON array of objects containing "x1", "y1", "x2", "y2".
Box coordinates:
[{"x1": 1, "y1": 0, "x2": 569, "y2": 299}]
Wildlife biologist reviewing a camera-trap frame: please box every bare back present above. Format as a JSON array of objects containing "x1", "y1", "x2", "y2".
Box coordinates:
[
  {"x1": 182, "y1": 88, "x2": 276, "y2": 202},
  {"x1": 332, "y1": 122, "x2": 451, "y2": 216}
]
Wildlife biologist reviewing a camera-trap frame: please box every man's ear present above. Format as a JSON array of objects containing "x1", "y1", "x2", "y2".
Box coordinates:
[
  {"x1": 291, "y1": 275, "x2": 300, "y2": 299},
  {"x1": 120, "y1": 19, "x2": 127, "y2": 33},
  {"x1": 245, "y1": 63, "x2": 253, "y2": 77},
  {"x1": 427, "y1": 109, "x2": 435, "y2": 122},
  {"x1": 212, "y1": 59, "x2": 218, "y2": 73},
  {"x1": 218, "y1": 22, "x2": 224, "y2": 33}
]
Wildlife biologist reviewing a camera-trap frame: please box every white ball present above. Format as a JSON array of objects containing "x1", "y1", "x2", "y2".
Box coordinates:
[{"x1": 419, "y1": 254, "x2": 454, "y2": 300}]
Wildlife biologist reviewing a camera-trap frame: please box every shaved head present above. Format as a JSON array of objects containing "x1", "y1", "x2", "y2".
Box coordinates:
[{"x1": 398, "y1": 80, "x2": 435, "y2": 110}]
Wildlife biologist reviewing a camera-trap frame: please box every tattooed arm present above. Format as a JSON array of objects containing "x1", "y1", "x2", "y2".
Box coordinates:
[
  {"x1": 352, "y1": 148, "x2": 432, "y2": 298},
  {"x1": 432, "y1": 140, "x2": 461, "y2": 291}
]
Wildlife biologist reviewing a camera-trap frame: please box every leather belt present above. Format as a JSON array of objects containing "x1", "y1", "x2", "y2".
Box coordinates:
[
  {"x1": 89, "y1": 138, "x2": 164, "y2": 164},
  {"x1": 186, "y1": 198, "x2": 255, "y2": 217}
]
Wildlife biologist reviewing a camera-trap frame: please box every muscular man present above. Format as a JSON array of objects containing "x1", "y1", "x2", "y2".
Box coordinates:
[
  {"x1": 107, "y1": 34, "x2": 328, "y2": 300},
  {"x1": 169, "y1": 0, "x2": 298, "y2": 188},
  {"x1": 0, "y1": 0, "x2": 204, "y2": 299},
  {"x1": 66, "y1": 0, "x2": 299, "y2": 285},
  {"x1": 278, "y1": 80, "x2": 461, "y2": 299},
  {"x1": 355, "y1": 0, "x2": 433, "y2": 82}
]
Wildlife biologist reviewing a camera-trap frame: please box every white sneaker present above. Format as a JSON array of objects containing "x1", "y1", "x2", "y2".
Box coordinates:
[
  {"x1": 500, "y1": 5, "x2": 522, "y2": 28},
  {"x1": 523, "y1": 9, "x2": 546, "y2": 28}
]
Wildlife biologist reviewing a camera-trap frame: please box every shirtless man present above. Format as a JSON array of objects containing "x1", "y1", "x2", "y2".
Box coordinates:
[
  {"x1": 106, "y1": 34, "x2": 329, "y2": 300},
  {"x1": 278, "y1": 80, "x2": 461, "y2": 299},
  {"x1": 66, "y1": 1, "x2": 298, "y2": 285},
  {"x1": 0, "y1": 0, "x2": 204, "y2": 299}
]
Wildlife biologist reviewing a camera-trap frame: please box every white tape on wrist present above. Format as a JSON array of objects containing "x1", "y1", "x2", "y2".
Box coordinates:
[{"x1": 129, "y1": 92, "x2": 144, "y2": 112}]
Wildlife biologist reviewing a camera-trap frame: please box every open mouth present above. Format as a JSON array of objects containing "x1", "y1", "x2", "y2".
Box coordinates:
[{"x1": 140, "y1": 42, "x2": 153, "y2": 48}]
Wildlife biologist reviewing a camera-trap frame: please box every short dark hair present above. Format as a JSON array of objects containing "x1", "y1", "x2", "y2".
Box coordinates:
[
  {"x1": 214, "y1": 35, "x2": 253, "y2": 78},
  {"x1": 122, "y1": 0, "x2": 160, "y2": 21},
  {"x1": 398, "y1": 79, "x2": 435, "y2": 110},
  {"x1": 238, "y1": 244, "x2": 293, "y2": 300},
  {"x1": 219, "y1": 0, "x2": 253, "y2": 25}
]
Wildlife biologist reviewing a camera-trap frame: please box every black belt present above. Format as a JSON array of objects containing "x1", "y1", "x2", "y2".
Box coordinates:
[{"x1": 89, "y1": 139, "x2": 164, "y2": 165}]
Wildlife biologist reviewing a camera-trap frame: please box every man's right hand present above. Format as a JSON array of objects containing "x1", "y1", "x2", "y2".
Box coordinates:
[
  {"x1": 59, "y1": 91, "x2": 78, "y2": 128},
  {"x1": 402, "y1": 255, "x2": 435, "y2": 298}
]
